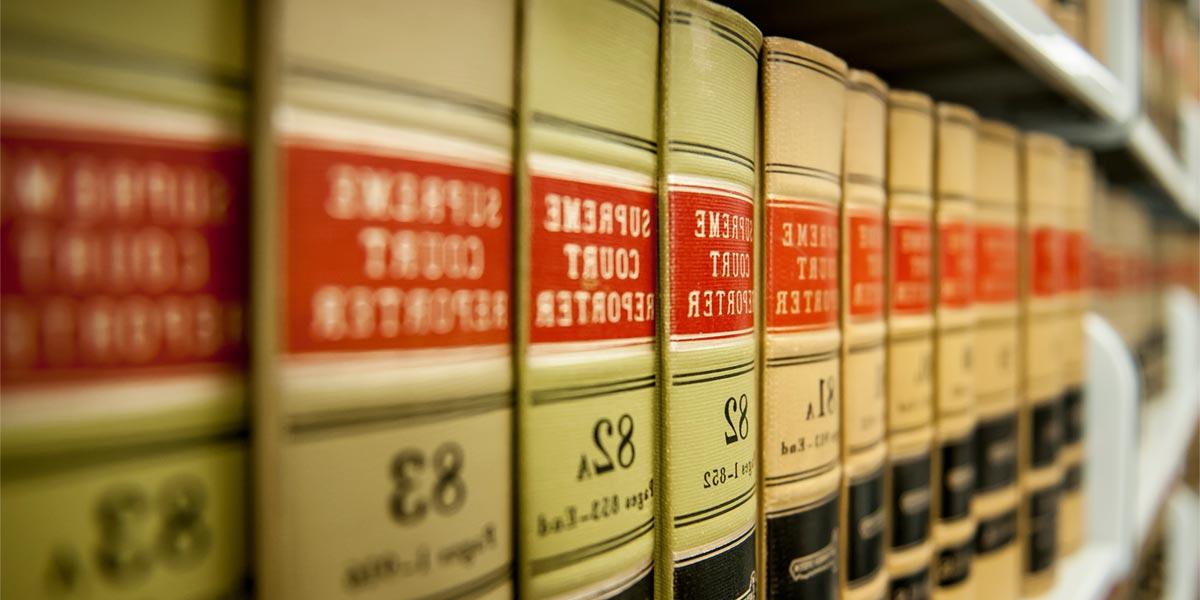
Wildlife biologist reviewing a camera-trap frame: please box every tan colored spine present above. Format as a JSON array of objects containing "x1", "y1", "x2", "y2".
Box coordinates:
[
  {"x1": 840, "y1": 68, "x2": 890, "y2": 600},
  {"x1": 931, "y1": 102, "x2": 979, "y2": 600},
  {"x1": 1058, "y1": 147, "x2": 1093, "y2": 558},
  {"x1": 759, "y1": 37, "x2": 848, "y2": 600},
  {"x1": 1018, "y1": 132, "x2": 1068, "y2": 596},
  {"x1": 885, "y1": 89, "x2": 936, "y2": 600},
  {"x1": 970, "y1": 119, "x2": 1022, "y2": 600}
]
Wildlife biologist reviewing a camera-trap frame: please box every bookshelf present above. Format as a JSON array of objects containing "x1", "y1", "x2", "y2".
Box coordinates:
[
  {"x1": 1136, "y1": 289, "x2": 1200, "y2": 548},
  {"x1": 1164, "y1": 488, "x2": 1199, "y2": 600},
  {"x1": 736, "y1": 0, "x2": 1200, "y2": 221}
]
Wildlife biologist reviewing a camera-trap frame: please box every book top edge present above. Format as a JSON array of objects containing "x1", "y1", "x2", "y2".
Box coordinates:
[
  {"x1": 686, "y1": 0, "x2": 764, "y2": 48},
  {"x1": 936, "y1": 101, "x2": 979, "y2": 125},
  {"x1": 1022, "y1": 130, "x2": 1067, "y2": 155},
  {"x1": 978, "y1": 119, "x2": 1019, "y2": 142},
  {"x1": 887, "y1": 89, "x2": 932, "y2": 112},
  {"x1": 848, "y1": 69, "x2": 887, "y2": 95},
  {"x1": 763, "y1": 37, "x2": 847, "y2": 75}
]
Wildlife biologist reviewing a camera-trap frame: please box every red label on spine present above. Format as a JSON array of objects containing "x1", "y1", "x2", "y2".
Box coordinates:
[
  {"x1": 974, "y1": 224, "x2": 1017, "y2": 303},
  {"x1": 937, "y1": 221, "x2": 974, "y2": 308},
  {"x1": 284, "y1": 144, "x2": 511, "y2": 353},
  {"x1": 1091, "y1": 248, "x2": 1120, "y2": 293},
  {"x1": 1031, "y1": 227, "x2": 1062, "y2": 297},
  {"x1": 529, "y1": 175, "x2": 656, "y2": 344},
  {"x1": 889, "y1": 220, "x2": 932, "y2": 314},
  {"x1": 669, "y1": 184, "x2": 754, "y2": 339},
  {"x1": 766, "y1": 199, "x2": 837, "y2": 331},
  {"x1": 847, "y1": 211, "x2": 885, "y2": 318},
  {"x1": 1062, "y1": 230, "x2": 1087, "y2": 293},
  {"x1": 0, "y1": 123, "x2": 246, "y2": 385}
]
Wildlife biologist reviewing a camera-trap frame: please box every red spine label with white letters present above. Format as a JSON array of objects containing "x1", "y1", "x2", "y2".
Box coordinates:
[
  {"x1": 284, "y1": 144, "x2": 511, "y2": 353},
  {"x1": 1090, "y1": 247, "x2": 1119, "y2": 293},
  {"x1": 974, "y1": 224, "x2": 1017, "y2": 303},
  {"x1": 530, "y1": 175, "x2": 656, "y2": 344},
  {"x1": 1062, "y1": 231, "x2": 1087, "y2": 293},
  {"x1": 1031, "y1": 227, "x2": 1061, "y2": 297},
  {"x1": 0, "y1": 122, "x2": 246, "y2": 386},
  {"x1": 766, "y1": 199, "x2": 837, "y2": 331},
  {"x1": 669, "y1": 184, "x2": 754, "y2": 340},
  {"x1": 938, "y1": 221, "x2": 974, "y2": 308},
  {"x1": 847, "y1": 211, "x2": 885, "y2": 319},
  {"x1": 889, "y1": 220, "x2": 932, "y2": 315}
]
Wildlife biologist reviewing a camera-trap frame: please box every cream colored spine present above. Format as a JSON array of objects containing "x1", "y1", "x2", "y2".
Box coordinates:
[
  {"x1": 1058, "y1": 147, "x2": 1092, "y2": 558},
  {"x1": 884, "y1": 89, "x2": 937, "y2": 600},
  {"x1": 256, "y1": 2, "x2": 516, "y2": 598},
  {"x1": 969, "y1": 120, "x2": 1022, "y2": 600},
  {"x1": 1018, "y1": 132, "x2": 1067, "y2": 597},
  {"x1": 840, "y1": 69, "x2": 890, "y2": 600},
  {"x1": 1, "y1": 2, "x2": 250, "y2": 597},
  {"x1": 759, "y1": 37, "x2": 848, "y2": 600},
  {"x1": 657, "y1": 2, "x2": 762, "y2": 598},
  {"x1": 930, "y1": 103, "x2": 979, "y2": 600},
  {"x1": 517, "y1": 1, "x2": 660, "y2": 597}
]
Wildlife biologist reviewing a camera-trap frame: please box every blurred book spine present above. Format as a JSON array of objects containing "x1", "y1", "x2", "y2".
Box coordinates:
[
  {"x1": 839, "y1": 68, "x2": 890, "y2": 600},
  {"x1": 759, "y1": 37, "x2": 846, "y2": 600},
  {"x1": 1058, "y1": 147, "x2": 1093, "y2": 558},
  {"x1": 1018, "y1": 132, "x2": 1067, "y2": 596},
  {"x1": 884, "y1": 89, "x2": 937, "y2": 600},
  {"x1": 0, "y1": 0, "x2": 250, "y2": 597},
  {"x1": 931, "y1": 102, "x2": 979, "y2": 600},
  {"x1": 252, "y1": 1, "x2": 515, "y2": 597},
  {"x1": 970, "y1": 119, "x2": 1022, "y2": 600},
  {"x1": 516, "y1": 0, "x2": 659, "y2": 597},
  {"x1": 657, "y1": 1, "x2": 761, "y2": 597}
]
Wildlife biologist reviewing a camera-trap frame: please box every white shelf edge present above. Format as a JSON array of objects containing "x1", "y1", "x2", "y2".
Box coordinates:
[
  {"x1": 1041, "y1": 543, "x2": 1124, "y2": 600},
  {"x1": 939, "y1": 0, "x2": 1200, "y2": 223},
  {"x1": 938, "y1": 0, "x2": 1137, "y2": 125},
  {"x1": 1165, "y1": 487, "x2": 1199, "y2": 600},
  {"x1": 1136, "y1": 289, "x2": 1200, "y2": 548},
  {"x1": 1129, "y1": 115, "x2": 1200, "y2": 221}
]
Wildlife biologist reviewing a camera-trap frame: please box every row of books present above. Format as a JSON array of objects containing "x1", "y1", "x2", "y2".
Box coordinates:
[
  {"x1": 1139, "y1": 0, "x2": 1200, "y2": 156},
  {"x1": 2, "y1": 1, "x2": 1197, "y2": 599}
]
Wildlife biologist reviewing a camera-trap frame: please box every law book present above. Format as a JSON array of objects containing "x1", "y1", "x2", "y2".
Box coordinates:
[
  {"x1": 839, "y1": 68, "x2": 890, "y2": 600},
  {"x1": 516, "y1": 0, "x2": 659, "y2": 597},
  {"x1": 1058, "y1": 147, "x2": 1093, "y2": 558},
  {"x1": 759, "y1": 37, "x2": 847, "y2": 600},
  {"x1": 251, "y1": 2, "x2": 515, "y2": 597},
  {"x1": 969, "y1": 120, "x2": 1022, "y2": 600},
  {"x1": 930, "y1": 102, "x2": 979, "y2": 600},
  {"x1": 1107, "y1": 189, "x2": 1154, "y2": 406},
  {"x1": 1017, "y1": 132, "x2": 1068, "y2": 596},
  {"x1": 656, "y1": 2, "x2": 761, "y2": 597},
  {"x1": 0, "y1": 2, "x2": 249, "y2": 597},
  {"x1": 884, "y1": 89, "x2": 937, "y2": 600},
  {"x1": 1098, "y1": 189, "x2": 1139, "y2": 357}
]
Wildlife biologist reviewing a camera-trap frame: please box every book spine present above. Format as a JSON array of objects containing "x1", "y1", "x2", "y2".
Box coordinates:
[
  {"x1": 1018, "y1": 133, "x2": 1068, "y2": 596},
  {"x1": 1058, "y1": 148, "x2": 1092, "y2": 558},
  {"x1": 884, "y1": 90, "x2": 936, "y2": 600},
  {"x1": 657, "y1": 2, "x2": 762, "y2": 598},
  {"x1": 840, "y1": 69, "x2": 890, "y2": 600},
  {"x1": 1, "y1": 2, "x2": 249, "y2": 597},
  {"x1": 930, "y1": 103, "x2": 979, "y2": 600},
  {"x1": 969, "y1": 120, "x2": 1022, "y2": 600},
  {"x1": 759, "y1": 37, "x2": 848, "y2": 600},
  {"x1": 255, "y1": 2, "x2": 516, "y2": 598},
  {"x1": 516, "y1": 1, "x2": 660, "y2": 597}
]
